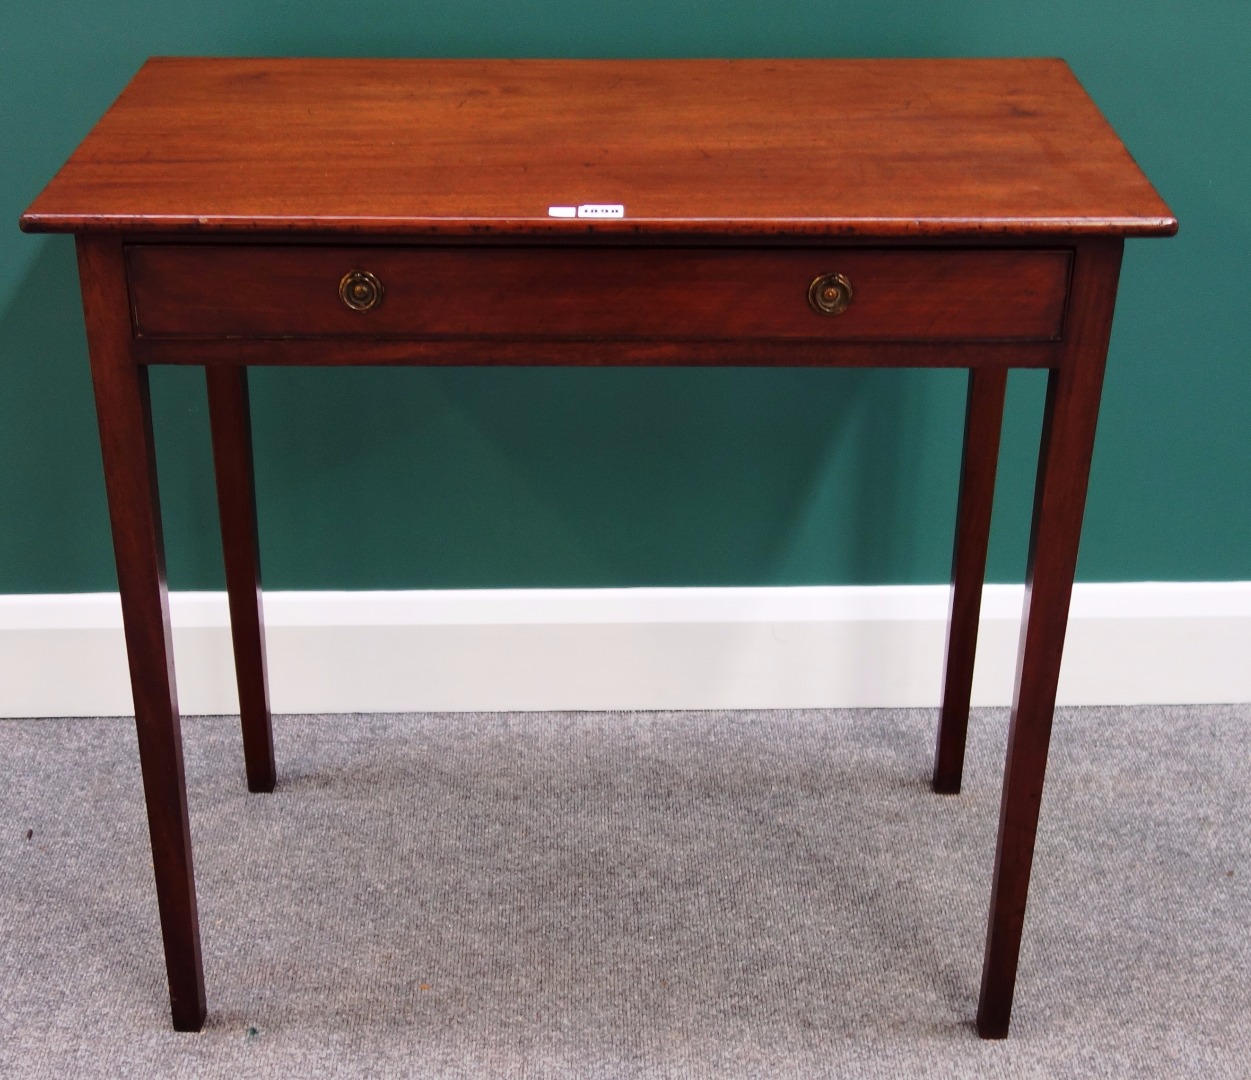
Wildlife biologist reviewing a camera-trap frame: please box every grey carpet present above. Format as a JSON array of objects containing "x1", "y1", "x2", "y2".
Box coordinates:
[{"x1": 1, "y1": 705, "x2": 1248, "y2": 1078}]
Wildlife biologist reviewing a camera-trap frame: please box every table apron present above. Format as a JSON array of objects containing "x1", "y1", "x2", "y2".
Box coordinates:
[
  {"x1": 125, "y1": 243, "x2": 1072, "y2": 350},
  {"x1": 131, "y1": 337, "x2": 1064, "y2": 368}
]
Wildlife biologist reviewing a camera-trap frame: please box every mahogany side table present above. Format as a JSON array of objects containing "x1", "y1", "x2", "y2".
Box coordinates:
[{"x1": 20, "y1": 57, "x2": 1176, "y2": 1037}]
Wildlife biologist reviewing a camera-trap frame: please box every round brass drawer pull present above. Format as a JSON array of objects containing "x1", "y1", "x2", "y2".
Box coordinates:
[
  {"x1": 807, "y1": 272, "x2": 853, "y2": 316},
  {"x1": 339, "y1": 269, "x2": 384, "y2": 312}
]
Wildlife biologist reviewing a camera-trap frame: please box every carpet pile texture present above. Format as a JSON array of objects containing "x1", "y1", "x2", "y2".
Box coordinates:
[{"x1": 2, "y1": 705, "x2": 1248, "y2": 1077}]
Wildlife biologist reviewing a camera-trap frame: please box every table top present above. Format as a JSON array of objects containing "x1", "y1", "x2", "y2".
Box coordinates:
[{"x1": 21, "y1": 57, "x2": 1175, "y2": 240}]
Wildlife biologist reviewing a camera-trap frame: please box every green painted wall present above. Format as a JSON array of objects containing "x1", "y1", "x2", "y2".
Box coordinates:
[{"x1": 2, "y1": 2, "x2": 1247, "y2": 593}]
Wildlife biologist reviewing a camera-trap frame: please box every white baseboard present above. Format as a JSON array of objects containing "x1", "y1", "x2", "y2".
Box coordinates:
[{"x1": 1, "y1": 583, "x2": 1248, "y2": 718}]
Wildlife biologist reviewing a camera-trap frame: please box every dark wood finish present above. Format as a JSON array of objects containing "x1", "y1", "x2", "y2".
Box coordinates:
[
  {"x1": 977, "y1": 237, "x2": 1124, "y2": 1038},
  {"x1": 133, "y1": 335, "x2": 1065, "y2": 370},
  {"x1": 20, "y1": 58, "x2": 1176, "y2": 239},
  {"x1": 127, "y1": 244, "x2": 1071, "y2": 343},
  {"x1": 21, "y1": 60, "x2": 1175, "y2": 1037},
  {"x1": 934, "y1": 367, "x2": 1009, "y2": 794},
  {"x1": 75, "y1": 233, "x2": 207, "y2": 1031},
  {"x1": 205, "y1": 366, "x2": 275, "y2": 794}
]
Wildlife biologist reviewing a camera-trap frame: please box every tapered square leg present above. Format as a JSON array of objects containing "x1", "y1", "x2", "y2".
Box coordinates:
[
  {"x1": 77, "y1": 235, "x2": 207, "y2": 1031},
  {"x1": 976, "y1": 239, "x2": 1124, "y2": 1038},
  {"x1": 206, "y1": 365, "x2": 275, "y2": 793},
  {"x1": 934, "y1": 366, "x2": 1008, "y2": 794}
]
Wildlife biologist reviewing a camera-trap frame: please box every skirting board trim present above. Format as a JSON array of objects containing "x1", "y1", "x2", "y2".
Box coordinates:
[{"x1": 2, "y1": 582, "x2": 1249, "y2": 717}]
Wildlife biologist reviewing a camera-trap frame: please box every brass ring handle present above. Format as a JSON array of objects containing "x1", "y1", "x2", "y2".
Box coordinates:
[
  {"x1": 339, "y1": 269, "x2": 384, "y2": 312},
  {"x1": 807, "y1": 272, "x2": 854, "y2": 316}
]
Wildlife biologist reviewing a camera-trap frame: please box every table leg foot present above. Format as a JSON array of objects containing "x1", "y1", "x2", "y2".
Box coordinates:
[
  {"x1": 171, "y1": 998, "x2": 209, "y2": 1032},
  {"x1": 976, "y1": 1007, "x2": 1011, "y2": 1040}
]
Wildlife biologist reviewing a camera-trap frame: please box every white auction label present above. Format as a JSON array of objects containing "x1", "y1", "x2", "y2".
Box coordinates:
[
  {"x1": 577, "y1": 204, "x2": 625, "y2": 218},
  {"x1": 547, "y1": 204, "x2": 626, "y2": 219}
]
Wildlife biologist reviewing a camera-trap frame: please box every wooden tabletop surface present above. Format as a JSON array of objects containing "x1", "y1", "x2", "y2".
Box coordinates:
[{"x1": 21, "y1": 57, "x2": 1176, "y2": 239}]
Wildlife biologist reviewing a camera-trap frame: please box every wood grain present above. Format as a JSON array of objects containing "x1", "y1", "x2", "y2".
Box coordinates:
[
  {"x1": 126, "y1": 244, "x2": 1071, "y2": 343},
  {"x1": 76, "y1": 232, "x2": 207, "y2": 1032},
  {"x1": 21, "y1": 58, "x2": 1176, "y2": 238},
  {"x1": 206, "y1": 365, "x2": 275, "y2": 794},
  {"x1": 934, "y1": 366, "x2": 1008, "y2": 795},
  {"x1": 131, "y1": 335, "x2": 1065, "y2": 369},
  {"x1": 29, "y1": 57, "x2": 1176, "y2": 1039},
  {"x1": 976, "y1": 237, "x2": 1125, "y2": 1038}
]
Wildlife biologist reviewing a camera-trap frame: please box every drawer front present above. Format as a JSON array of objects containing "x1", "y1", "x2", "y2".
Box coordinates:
[{"x1": 127, "y1": 245, "x2": 1070, "y2": 342}]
